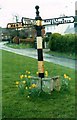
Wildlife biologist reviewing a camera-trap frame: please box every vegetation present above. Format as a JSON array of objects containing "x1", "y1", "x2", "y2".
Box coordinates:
[
  {"x1": 0, "y1": 50, "x2": 2, "y2": 120},
  {"x1": 6, "y1": 43, "x2": 34, "y2": 49},
  {"x1": 45, "y1": 50, "x2": 76, "y2": 60},
  {"x1": 48, "y1": 33, "x2": 76, "y2": 53},
  {"x1": 2, "y1": 50, "x2": 75, "y2": 119},
  {"x1": 7, "y1": 29, "x2": 28, "y2": 40}
]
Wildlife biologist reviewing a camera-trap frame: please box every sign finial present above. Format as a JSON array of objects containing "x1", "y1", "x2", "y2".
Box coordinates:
[{"x1": 35, "y1": 5, "x2": 39, "y2": 17}]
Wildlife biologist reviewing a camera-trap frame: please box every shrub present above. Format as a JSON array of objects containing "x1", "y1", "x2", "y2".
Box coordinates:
[
  {"x1": 48, "y1": 33, "x2": 62, "y2": 51},
  {"x1": 48, "y1": 33, "x2": 75, "y2": 53}
]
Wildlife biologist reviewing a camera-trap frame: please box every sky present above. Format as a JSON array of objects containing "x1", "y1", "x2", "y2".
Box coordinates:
[{"x1": 0, "y1": 0, "x2": 76, "y2": 28}]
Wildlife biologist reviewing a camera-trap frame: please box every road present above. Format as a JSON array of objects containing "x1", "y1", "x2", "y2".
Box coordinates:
[{"x1": 0, "y1": 42, "x2": 76, "y2": 70}]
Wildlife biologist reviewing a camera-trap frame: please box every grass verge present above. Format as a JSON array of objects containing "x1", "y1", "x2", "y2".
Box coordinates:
[
  {"x1": 2, "y1": 50, "x2": 75, "y2": 119},
  {"x1": 45, "y1": 50, "x2": 76, "y2": 60},
  {"x1": 6, "y1": 43, "x2": 34, "y2": 49}
]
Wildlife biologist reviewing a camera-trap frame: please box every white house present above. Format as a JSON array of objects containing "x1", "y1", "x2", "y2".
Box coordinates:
[{"x1": 43, "y1": 22, "x2": 75, "y2": 35}]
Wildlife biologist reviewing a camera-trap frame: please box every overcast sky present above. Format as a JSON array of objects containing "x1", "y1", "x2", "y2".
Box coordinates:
[{"x1": 0, "y1": 0, "x2": 76, "y2": 28}]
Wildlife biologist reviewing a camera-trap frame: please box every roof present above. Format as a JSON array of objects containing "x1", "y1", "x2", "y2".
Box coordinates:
[{"x1": 64, "y1": 25, "x2": 77, "y2": 34}]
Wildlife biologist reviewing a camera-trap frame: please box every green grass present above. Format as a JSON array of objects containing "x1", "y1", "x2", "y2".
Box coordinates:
[
  {"x1": 45, "y1": 50, "x2": 76, "y2": 60},
  {"x1": 0, "y1": 50, "x2": 2, "y2": 120},
  {"x1": 2, "y1": 50, "x2": 75, "y2": 119},
  {"x1": 6, "y1": 43, "x2": 34, "y2": 49}
]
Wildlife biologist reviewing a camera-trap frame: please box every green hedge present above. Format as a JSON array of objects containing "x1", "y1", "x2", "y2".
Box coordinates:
[{"x1": 48, "y1": 33, "x2": 76, "y2": 53}]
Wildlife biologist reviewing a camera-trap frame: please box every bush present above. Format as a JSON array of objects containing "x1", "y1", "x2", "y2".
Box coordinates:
[
  {"x1": 48, "y1": 33, "x2": 75, "y2": 53},
  {"x1": 48, "y1": 33, "x2": 62, "y2": 51}
]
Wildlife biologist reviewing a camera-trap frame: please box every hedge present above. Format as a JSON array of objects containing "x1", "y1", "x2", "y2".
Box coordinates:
[{"x1": 48, "y1": 33, "x2": 76, "y2": 53}]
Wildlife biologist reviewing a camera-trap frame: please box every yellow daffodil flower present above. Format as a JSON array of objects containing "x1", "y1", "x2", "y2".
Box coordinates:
[
  {"x1": 64, "y1": 76, "x2": 67, "y2": 79},
  {"x1": 28, "y1": 71, "x2": 30, "y2": 74},
  {"x1": 29, "y1": 87, "x2": 31, "y2": 89},
  {"x1": 24, "y1": 75, "x2": 27, "y2": 78},
  {"x1": 20, "y1": 75, "x2": 24, "y2": 79},
  {"x1": 25, "y1": 87, "x2": 28, "y2": 89},
  {"x1": 22, "y1": 81, "x2": 26, "y2": 84},
  {"x1": 36, "y1": 72, "x2": 39, "y2": 75},
  {"x1": 28, "y1": 76, "x2": 31, "y2": 79},
  {"x1": 45, "y1": 71, "x2": 48, "y2": 77},
  {"x1": 16, "y1": 81, "x2": 19, "y2": 85},
  {"x1": 66, "y1": 76, "x2": 69, "y2": 79},
  {"x1": 68, "y1": 77, "x2": 71, "y2": 80},
  {"x1": 31, "y1": 84, "x2": 37, "y2": 88},
  {"x1": 64, "y1": 74, "x2": 69, "y2": 79},
  {"x1": 26, "y1": 71, "x2": 28, "y2": 74},
  {"x1": 64, "y1": 74, "x2": 67, "y2": 78},
  {"x1": 45, "y1": 71, "x2": 48, "y2": 74}
]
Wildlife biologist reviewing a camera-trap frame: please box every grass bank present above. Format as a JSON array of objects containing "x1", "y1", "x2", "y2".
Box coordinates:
[
  {"x1": 2, "y1": 50, "x2": 75, "y2": 119},
  {"x1": 45, "y1": 50, "x2": 76, "y2": 60}
]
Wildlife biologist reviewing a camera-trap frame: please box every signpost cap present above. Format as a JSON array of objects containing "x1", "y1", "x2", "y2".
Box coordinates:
[
  {"x1": 35, "y1": 5, "x2": 39, "y2": 10},
  {"x1": 35, "y1": 5, "x2": 42, "y2": 20},
  {"x1": 35, "y1": 5, "x2": 40, "y2": 17}
]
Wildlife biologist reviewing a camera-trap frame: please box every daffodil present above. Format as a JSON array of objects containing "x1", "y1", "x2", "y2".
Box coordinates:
[
  {"x1": 64, "y1": 76, "x2": 67, "y2": 79},
  {"x1": 64, "y1": 74, "x2": 67, "y2": 78},
  {"x1": 29, "y1": 87, "x2": 31, "y2": 89},
  {"x1": 24, "y1": 75, "x2": 27, "y2": 78},
  {"x1": 68, "y1": 77, "x2": 71, "y2": 80},
  {"x1": 16, "y1": 81, "x2": 19, "y2": 85},
  {"x1": 36, "y1": 72, "x2": 39, "y2": 75},
  {"x1": 45, "y1": 71, "x2": 48, "y2": 77},
  {"x1": 45, "y1": 71, "x2": 48, "y2": 74},
  {"x1": 20, "y1": 75, "x2": 24, "y2": 79},
  {"x1": 66, "y1": 76, "x2": 69, "y2": 79},
  {"x1": 28, "y1": 71, "x2": 30, "y2": 74},
  {"x1": 64, "y1": 74, "x2": 69, "y2": 79},
  {"x1": 26, "y1": 71, "x2": 28, "y2": 74},
  {"x1": 31, "y1": 83, "x2": 37, "y2": 88},
  {"x1": 25, "y1": 87, "x2": 28, "y2": 89},
  {"x1": 28, "y1": 76, "x2": 31, "y2": 79},
  {"x1": 22, "y1": 81, "x2": 26, "y2": 84}
]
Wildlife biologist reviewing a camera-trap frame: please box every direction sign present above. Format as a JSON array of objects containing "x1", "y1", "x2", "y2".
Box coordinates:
[
  {"x1": 7, "y1": 16, "x2": 76, "y2": 29},
  {"x1": 43, "y1": 16, "x2": 75, "y2": 26},
  {"x1": 22, "y1": 16, "x2": 75, "y2": 27},
  {"x1": 21, "y1": 17, "x2": 35, "y2": 26},
  {"x1": 7, "y1": 22, "x2": 23, "y2": 29}
]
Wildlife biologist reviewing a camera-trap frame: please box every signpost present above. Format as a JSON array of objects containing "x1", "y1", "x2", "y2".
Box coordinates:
[
  {"x1": 7, "y1": 6, "x2": 76, "y2": 92},
  {"x1": 35, "y1": 6, "x2": 44, "y2": 91}
]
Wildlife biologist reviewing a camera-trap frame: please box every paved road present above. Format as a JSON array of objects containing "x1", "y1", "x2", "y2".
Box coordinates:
[{"x1": 0, "y1": 42, "x2": 76, "y2": 70}]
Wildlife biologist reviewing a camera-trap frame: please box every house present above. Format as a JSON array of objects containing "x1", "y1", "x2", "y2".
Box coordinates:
[{"x1": 44, "y1": 23, "x2": 76, "y2": 35}]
